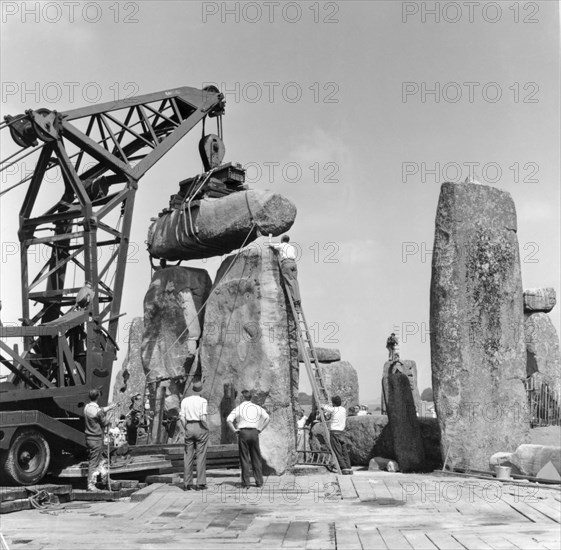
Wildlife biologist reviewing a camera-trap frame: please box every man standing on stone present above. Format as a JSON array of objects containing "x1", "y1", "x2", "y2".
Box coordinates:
[
  {"x1": 321, "y1": 396, "x2": 352, "y2": 475},
  {"x1": 179, "y1": 380, "x2": 209, "y2": 491},
  {"x1": 268, "y1": 235, "x2": 302, "y2": 311},
  {"x1": 386, "y1": 333, "x2": 399, "y2": 363},
  {"x1": 227, "y1": 390, "x2": 270, "y2": 488},
  {"x1": 84, "y1": 389, "x2": 117, "y2": 491}
]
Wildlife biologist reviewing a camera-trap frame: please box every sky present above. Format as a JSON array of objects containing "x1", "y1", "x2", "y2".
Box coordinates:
[{"x1": 1, "y1": 0, "x2": 560, "y2": 402}]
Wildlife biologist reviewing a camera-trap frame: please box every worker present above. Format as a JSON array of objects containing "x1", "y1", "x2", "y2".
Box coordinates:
[
  {"x1": 226, "y1": 390, "x2": 270, "y2": 488},
  {"x1": 268, "y1": 235, "x2": 302, "y2": 311},
  {"x1": 84, "y1": 389, "x2": 117, "y2": 491},
  {"x1": 321, "y1": 395, "x2": 352, "y2": 475},
  {"x1": 75, "y1": 281, "x2": 94, "y2": 310},
  {"x1": 296, "y1": 409, "x2": 308, "y2": 455},
  {"x1": 386, "y1": 333, "x2": 399, "y2": 363},
  {"x1": 179, "y1": 380, "x2": 209, "y2": 491},
  {"x1": 125, "y1": 393, "x2": 144, "y2": 445}
]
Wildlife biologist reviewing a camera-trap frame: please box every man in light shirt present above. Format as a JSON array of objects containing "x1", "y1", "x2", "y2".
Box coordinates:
[
  {"x1": 179, "y1": 380, "x2": 209, "y2": 491},
  {"x1": 321, "y1": 395, "x2": 352, "y2": 475},
  {"x1": 268, "y1": 235, "x2": 302, "y2": 311},
  {"x1": 227, "y1": 390, "x2": 270, "y2": 488},
  {"x1": 84, "y1": 389, "x2": 117, "y2": 491}
]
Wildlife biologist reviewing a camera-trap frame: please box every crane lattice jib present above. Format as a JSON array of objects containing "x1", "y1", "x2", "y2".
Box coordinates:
[{"x1": 0, "y1": 86, "x2": 224, "y2": 412}]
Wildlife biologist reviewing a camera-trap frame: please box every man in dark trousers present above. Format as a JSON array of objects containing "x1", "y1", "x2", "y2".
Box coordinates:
[
  {"x1": 227, "y1": 390, "x2": 270, "y2": 488},
  {"x1": 386, "y1": 333, "x2": 399, "y2": 363},
  {"x1": 179, "y1": 380, "x2": 209, "y2": 491},
  {"x1": 125, "y1": 393, "x2": 144, "y2": 445},
  {"x1": 268, "y1": 235, "x2": 302, "y2": 311},
  {"x1": 321, "y1": 395, "x2": 352, "y2": 475},
  {"x1": 84, "y1": 389, "x2": 117, "y2": 491}
]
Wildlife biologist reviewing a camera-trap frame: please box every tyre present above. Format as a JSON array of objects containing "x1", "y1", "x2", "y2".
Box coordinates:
[{"x1": 0, "y1": 429, "x2": 51, "y2": 485}]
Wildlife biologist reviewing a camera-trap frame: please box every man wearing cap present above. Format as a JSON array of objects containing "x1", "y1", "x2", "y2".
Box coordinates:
[
  {"x1": 84, "y1": 389, "x2": 117, "y2": 491},
  {"x1": 125, "y1": 393, "x2": 145, "y2": 445},
  {"x1": 75, "y1": 281, "x2": 95, "y2": 310},
  {"x1": 227, "y1": 390, "x2": 270, "y2": 488},
  {"x1": 179, "y1": 380, "x2": 209, "y2": 491}
]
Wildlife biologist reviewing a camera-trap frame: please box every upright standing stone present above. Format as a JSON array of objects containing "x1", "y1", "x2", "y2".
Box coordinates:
[
  {"x1": 386, "y1": 372, "x2": 426, "y2": 471},
  {"x1": 525, "y1": 312, "x2": 561, "y2": 397},
  {"x1": 141, "y1": 266, "x2": 212, "y2": 442},
  {"x1": 381, "y1": 360, "x2": 421, "y2": 413},
  {"x1": 318, "y1": 360, "x2": 359, "y2": 408},
  {"x1": 430, "y1": 182, "x2": 529, "y2": 470},
  {"x1": 199, "y1": 247, "x2": 299, "y2": 474},
  {"x1": 112, "y1": 317, "x2": 145, "y2": 405}
]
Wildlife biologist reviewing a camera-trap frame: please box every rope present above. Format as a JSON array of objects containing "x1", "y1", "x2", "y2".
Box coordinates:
[{"x1": 156, "y1": 221, "x2": 257, "y2": 368}]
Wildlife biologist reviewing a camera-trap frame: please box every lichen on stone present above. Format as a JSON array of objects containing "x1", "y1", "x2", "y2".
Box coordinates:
[{"x1": 466, "y1": 224, "x2": 515, "y2": 360}]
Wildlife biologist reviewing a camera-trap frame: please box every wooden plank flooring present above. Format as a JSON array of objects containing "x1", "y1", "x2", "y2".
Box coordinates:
[{"x1": 1, "y1": 470, "x2": 559, "y2": 549}]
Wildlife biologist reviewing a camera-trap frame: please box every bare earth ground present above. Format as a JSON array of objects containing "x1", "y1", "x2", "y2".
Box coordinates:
[{"x1": 1, "y1": 469, "x2": 560, "y2": 550}]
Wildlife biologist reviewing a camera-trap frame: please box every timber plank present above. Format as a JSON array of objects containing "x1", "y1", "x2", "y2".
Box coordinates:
[
  {"x1": 305, "y1": 522, "x2": 335, "y2": 550},
  {"x1": 425, "y1": 531, "x2": 466, "y2": 550},
  {"x1": 378, "y1": 479, "x2": 401, "y2": 502},
  {"x1": 378, "y1": 528, "x2": 414, "y2": 550},
  {"x1": 356, "y1": 526, "x2": 388, "y2": 550},
  {"x1": 336, "y1": 475, "x2": 358, "y2": 500},
  {"x1": 352, "y1": 477, "x2": 377, "y2": 501},
  {"x1": 526, "y1": 501, "x2": 561, "y2": 523},
  {"x1": 124, "y1": 490, "x2": 169, "y2": 520},
  {"x1": 450, "y1": 533, "x2": 494, "y2": 550},
  {"x1": 130, "y1": 482, "x2": 166, "y2": 502},
  {"x1": 260, "y1": 522, "x2": 291, "y2": 547},
  {"x1": 383, "y1": 478, "x2": 403, "y2": 501},
  {"x1": 502, "y1": 495, "x2": 556, "y2": 524},
  {"x1": 0, "y1": 498, "x2": 31, "y2": 514},
  {"x1": 334, "y1": 525, "x2": 362, "y2": 550},
  {"x1": 282, "y1": 521, "x2": 310, "y2": 548},
  {"x1": 477, "y1": 534, "x2": 519, "y2": 549},
  {"x1": 401, "y1": 530, "x2": 439, "y2": 549},
  {"x1": 502, "y1": 532, "x2": 551, "y2": 550}
]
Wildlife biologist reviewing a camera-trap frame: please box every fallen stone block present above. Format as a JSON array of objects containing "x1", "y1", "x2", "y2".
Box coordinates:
[{"x1": 510, "y1": 444, "x2": 561, "y2": 477}]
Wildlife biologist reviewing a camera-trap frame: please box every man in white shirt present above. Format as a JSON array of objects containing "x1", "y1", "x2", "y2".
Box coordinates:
[
  {"x1": 75, "y1": 281, "x2": 94, "y2": 310},
  {"x1": 227, "y1": 390, "x2": 270, "y2": 488},
  {"x1": 268, "y1": 235, "x2": 302, "y2": 311},
  {"x1": 179, "y1": 380, "x2": 209, "y2": 491},
  {"x1": 84, "y1": 389, "x2": 117, "y2": 491},
  {"x1": 321, "y1": 395, "x2": 352, "y2": 475}
]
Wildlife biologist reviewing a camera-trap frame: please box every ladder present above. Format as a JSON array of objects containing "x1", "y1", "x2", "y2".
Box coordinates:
[{"x1": 278, "y1": 259, "x2": 342, "y2": 475}]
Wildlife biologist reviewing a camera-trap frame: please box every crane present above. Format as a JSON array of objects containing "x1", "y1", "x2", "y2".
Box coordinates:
[{"x1": 0, "y1": 85, "x2": 226, "y2": 484}]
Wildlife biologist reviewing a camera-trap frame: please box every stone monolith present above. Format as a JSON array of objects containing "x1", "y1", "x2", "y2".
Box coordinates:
[
  {"x1": 525, "y1": 312, "x2": 561, "y2": 396},
  {"x1": 199, "y1": 247, "x2": 299, "y2": 474},
  {"x1": 385, "y1": 371, "x2": 426, "y2": 471},
  {"x1": 141, "y1": 266, "x2": 212, "y2": 442},
  {"x1": 318, "y1": 360, "x2": 359, "y2": 408},
  {"x1": 381, "y1": 360, "x2": 421, "y2": 413},
  {"x1": 430, "y1": 182, "x2": 529, "y2": 470}
]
